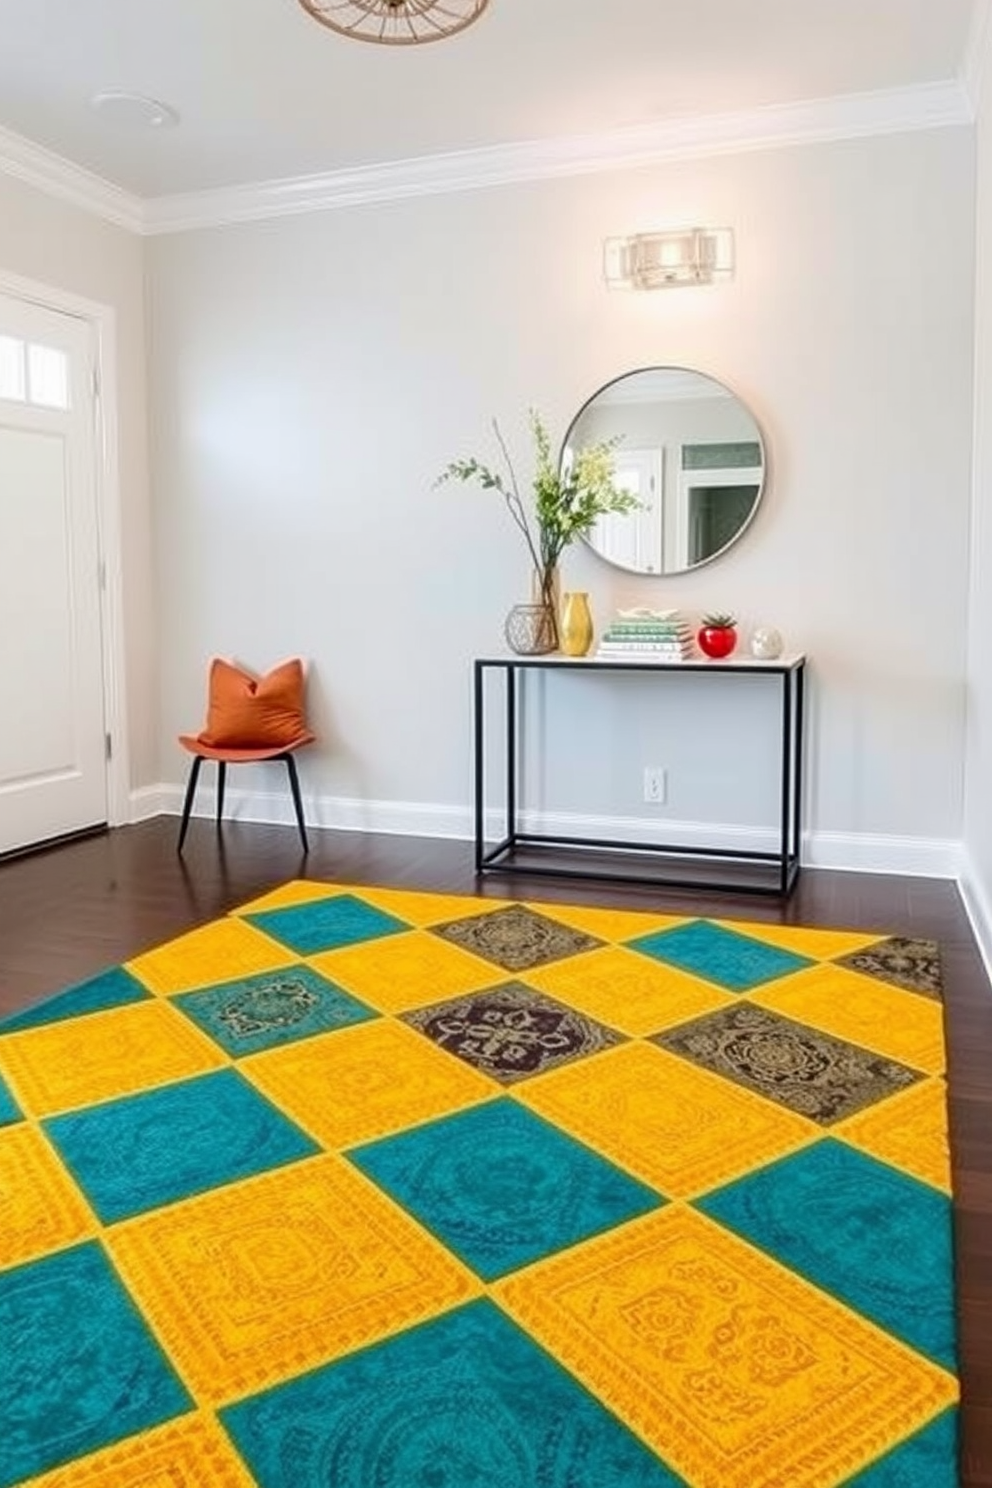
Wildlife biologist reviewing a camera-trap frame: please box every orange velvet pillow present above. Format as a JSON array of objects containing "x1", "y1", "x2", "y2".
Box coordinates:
[{"x1": 198, "y1": 658, "x2": 311, "y2": 750}]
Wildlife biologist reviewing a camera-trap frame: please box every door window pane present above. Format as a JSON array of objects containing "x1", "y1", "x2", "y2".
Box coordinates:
[
  {"x1": 27, "y1": 343, "x2": 70, "y2": 410},
  {"x1": 0, "y1": 336, "x2": 26, "y2": 402}
]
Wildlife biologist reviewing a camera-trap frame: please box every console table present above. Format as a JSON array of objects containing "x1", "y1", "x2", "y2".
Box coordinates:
[{"x1": 473, "y1": 653, "x2": 806, "y2": 896}]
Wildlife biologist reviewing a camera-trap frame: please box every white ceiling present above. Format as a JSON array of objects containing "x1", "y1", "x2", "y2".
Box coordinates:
[{"x1": 0, "y1": 0, "x2": 979, "y2": 200}]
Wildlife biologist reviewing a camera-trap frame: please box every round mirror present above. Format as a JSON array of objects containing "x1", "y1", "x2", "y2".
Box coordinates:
[{"x1": 561, "y1": 367, "x2": 766, "y2": 575}]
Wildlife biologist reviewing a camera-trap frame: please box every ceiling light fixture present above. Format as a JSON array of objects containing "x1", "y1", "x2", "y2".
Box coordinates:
[
  {"x1": 297, "y1": 0, "x2": 490, "y2": 46},
  {"x1": 604, "y1": 228, "x2": 735, "y2": 289},
  {"x1": 90, "y1": 91, "x2": 180, "y2": 129}
]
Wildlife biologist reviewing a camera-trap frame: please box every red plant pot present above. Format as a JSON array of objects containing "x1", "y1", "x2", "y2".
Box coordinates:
[{"x1": 697, "y1": 624, "x2": 738, "y2": 659}]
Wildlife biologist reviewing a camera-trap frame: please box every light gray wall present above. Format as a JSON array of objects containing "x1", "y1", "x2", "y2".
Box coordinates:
[
  {"x1": 148, "y1": 126, "x2": 975, "y2": 851},
  {"x1": 0, "y1": 174, "x2": 156, "y2": 790},
  {"x1": 965, "y1": 28, "x2": 992, "y2": 931}
]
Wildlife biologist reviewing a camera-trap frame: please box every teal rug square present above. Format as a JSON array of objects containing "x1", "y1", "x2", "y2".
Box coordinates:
[
  {"x1": 44, "y1": 1068, "x2": 319, "y2": 1222},
  {"x1": 627, "y1": 919, "x2": 812, "y2": 991},
  {"x1": 0, "y1": 1072, "x2": 20, "y2": 1127},
  {"x1": 697, "y1": 1138, "x2": 956, "y2": 1370},
  {"x1": 0, "y1": 1240, "x2": 190, "y2": 1488},
  {"x1": 173, "y1": 963, "x2": 376, "y2": 1056},
  {"x1": 841, "y1": 1409, "x2": 958, "y2": 1486},
  {"x1": 245, "y1": 893, "x2": 410, "y2": 955},
  {"x1": 0, "y1": 966, "x2": 150, "y2": 1031},
  {"x1": 220, "y1": 1298, "x2": 684, "y2": 1487},
  {"x1": 348, "y1": 1097, "x2": 661, "y2": 1280}
]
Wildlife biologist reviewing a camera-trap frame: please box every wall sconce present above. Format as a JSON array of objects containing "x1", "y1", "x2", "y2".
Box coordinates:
[{"x1": 603, "y1": 228, "x2": 735, "y2": 289}]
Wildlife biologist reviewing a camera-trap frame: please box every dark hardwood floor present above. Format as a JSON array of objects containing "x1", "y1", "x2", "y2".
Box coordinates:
[{"x1": 1, "y1": 816, "x2": 990, "y2": 1484}]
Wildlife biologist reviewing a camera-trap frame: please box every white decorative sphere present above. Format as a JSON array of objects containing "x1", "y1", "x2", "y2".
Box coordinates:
[{"x1": 750, "y1": 626, "x2": 784, "y2": 660}]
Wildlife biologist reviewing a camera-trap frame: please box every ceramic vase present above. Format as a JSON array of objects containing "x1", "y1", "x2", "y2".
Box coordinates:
[
  {"x1": 750, "y1": 626, "x2": 784, "y2": 660},
  {"x1": 560, "y1": 591, "x2": 594, "y2": 657},
  {"x1": 697, "y1": 622, "x2": 738, "y2": 659}
]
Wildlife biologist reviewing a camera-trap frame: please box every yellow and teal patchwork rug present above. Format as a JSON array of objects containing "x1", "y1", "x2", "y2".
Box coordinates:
[{"x1": 0, "y1": 882, "x2": 959, "y2": 1487}]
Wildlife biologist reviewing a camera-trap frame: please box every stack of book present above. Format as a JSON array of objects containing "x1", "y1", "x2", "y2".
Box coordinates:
[{"x1": 596, "y1": 609, "x2": 695, "y2": 661}]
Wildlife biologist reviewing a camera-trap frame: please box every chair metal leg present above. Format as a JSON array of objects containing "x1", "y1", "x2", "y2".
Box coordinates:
[
  {"x1": 283, "y1": 753, "x2": 309, "y2": 853},
  {"x1": 216, "y1": 760, "x2": 227, "y2": 829},
  {"x1": 177, "y1": 755, "x2": 203, "y2": 854}
]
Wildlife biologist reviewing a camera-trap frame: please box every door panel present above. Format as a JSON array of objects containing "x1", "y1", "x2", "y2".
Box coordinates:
[
  {"x1": 0, "y1": 293, "x2": 107, "y2": 855},
  {"x1": 590, "y1": 448, "x2": 664, "y2": 573}
]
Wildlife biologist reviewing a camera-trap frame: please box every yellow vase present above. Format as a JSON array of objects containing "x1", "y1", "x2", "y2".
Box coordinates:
[{"x1": 560, "y1": 591, "x2": 594, "y2": 657}]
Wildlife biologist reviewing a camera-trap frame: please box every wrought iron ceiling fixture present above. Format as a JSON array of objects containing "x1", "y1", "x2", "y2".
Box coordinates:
[{"x1": 297, "y1": 0, "x2": 490, "y2": 46}]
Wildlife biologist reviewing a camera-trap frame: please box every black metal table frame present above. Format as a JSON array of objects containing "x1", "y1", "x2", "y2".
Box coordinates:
[{"x1": 473, "y1": 654, "x2": 806, "y2": 897}]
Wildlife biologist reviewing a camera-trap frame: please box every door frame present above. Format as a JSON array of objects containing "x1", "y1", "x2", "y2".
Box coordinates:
[{"x1": 0, "y1": 268, "x2": 130, "y2": 829}]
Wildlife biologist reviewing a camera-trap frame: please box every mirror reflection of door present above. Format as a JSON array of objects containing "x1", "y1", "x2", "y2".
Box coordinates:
[
  {"x1": 589, "y1": 448, "x2": 664, "y2": 572},
  {"x1": 679, "y1": 440, "x2": 763, "y2": 568},
  {"x1": 561, "y1": 368, "x2": 766, "y2": 576}
]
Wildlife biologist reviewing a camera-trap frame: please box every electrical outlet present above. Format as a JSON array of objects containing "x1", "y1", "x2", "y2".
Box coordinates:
[{"x1": 643, "y1": 766, "x2": 666, "y2": 804}]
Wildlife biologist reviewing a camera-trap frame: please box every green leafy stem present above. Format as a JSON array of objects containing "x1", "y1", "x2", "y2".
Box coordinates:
[{"x1": 435, "y1": 409, "x2": 641, "y2": 610}]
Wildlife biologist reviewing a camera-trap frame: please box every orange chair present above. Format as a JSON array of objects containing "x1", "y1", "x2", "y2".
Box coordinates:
[{"x1": 177, "y1": 657, "x2": 316, "y2": 854}]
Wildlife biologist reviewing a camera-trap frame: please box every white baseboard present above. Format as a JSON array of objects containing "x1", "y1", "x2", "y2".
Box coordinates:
[
  {"x1": 958, "y1": 850, "x2": 992, "y2": 983},
  {"x1": 517, "y1": 808, "x2": 778, "y2": 855},
  {"x1": 148, "y1": 782, "x2": 470, "y2": 840},
  {"x1": 129, "y1": 785, "x2": 167, "y2": 823},
  {"x1": 136, "y1": 783, "x2": 960, "y2": 880},
  {"x1": 803, "y1": 830, "x2": 962, "y2": 879}
]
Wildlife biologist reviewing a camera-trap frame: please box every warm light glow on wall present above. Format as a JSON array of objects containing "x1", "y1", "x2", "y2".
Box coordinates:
[{"x1": 604, "y1": 228, "x2": 735, "y2": 289}]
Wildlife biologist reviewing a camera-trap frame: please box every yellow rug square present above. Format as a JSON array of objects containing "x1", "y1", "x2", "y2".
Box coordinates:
[
  {"x1": 836, "y1": 1079, "x2": 952, "y2": 1193},
  {"x1": 495, "y1": 1206, "x2": 957, "y2": 1488},
  {"x1": 233, "y1": 879, "x2": 508, "y2": 927},
  {"x1": 0, "y1": 1001, "x2": 226, "y2": 1117},
  {"x1": 242, "y1": 1018, "x2": 498, "y2": 1149},
  {"x1": 524, "y1": 946, "x2": 735, "y2": 1037},
  {"x1": 524, "y1": 900, "x2": 689, "y2": 943},
  {"x1": 106, "y1": 1152, "x2": 481, "y2": 1405},
  {"x1": 750, "y1": 964, "x2": 946, "y2": 1075},
  {"x1": 338, "y1": 885, "x2": 509, "y2": 927},
  {"x1": 20, "y1": 1413, "x2": 256, "y2": 1487},
  {"x1": 231, "y1": 879, "x2": 354, "y2": 916},
  {"x1": 309, "y1": 929, "x2": 499, "y2": 1013},
  {"x1": 126, "y1": 918, "x2": 294, "y2": 995},
  {"x1": 715, "y1": 920, "x2": 886, "y2": 961},
  {"x1": 0, "y1": 1123, "x2": 96, "y2": 1267},
  {"x1": 516, "y1": 1043, "x2": 816, "y2": 1199}
]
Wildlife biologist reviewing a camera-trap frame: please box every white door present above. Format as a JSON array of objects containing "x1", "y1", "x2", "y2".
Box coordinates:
[
  {"x1": 0, "y1": 292, "x2": 107, "y2": 855},
  {"x1": 590, "y1": 448, "x2": 664, "y2": 572}
]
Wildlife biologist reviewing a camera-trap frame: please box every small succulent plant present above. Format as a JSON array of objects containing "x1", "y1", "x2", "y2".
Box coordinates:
[{"x1": 701, "y1": 613, "x2": 737, "y2": 629}]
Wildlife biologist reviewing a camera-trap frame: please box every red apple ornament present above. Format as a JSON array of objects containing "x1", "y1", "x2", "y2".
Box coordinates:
[{"x1": 697, "y1": 613, "x2": 738, "y2": 659}]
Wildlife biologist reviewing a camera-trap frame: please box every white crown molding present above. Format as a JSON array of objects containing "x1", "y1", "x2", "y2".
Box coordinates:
[
  {"x1": 962, "y1": 0, "x2": 992, "y2": 118},
  {"x1": 141, "y1": 80, "x2": 971, "y2": 235},
  {"x1": 0, "y1": 80, "x2": 972, "y2": 238},
  {"x1": 0, "y1": 121, "x2": 143, "y2": 233}
]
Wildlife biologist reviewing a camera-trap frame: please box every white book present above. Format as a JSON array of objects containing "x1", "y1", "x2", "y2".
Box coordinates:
[
  {"x1": 594, "y1": 650, "x2": 691, "y2": 662},
  {"x1": 598, "y1": 640, "x2": 694, "y2": 653}
]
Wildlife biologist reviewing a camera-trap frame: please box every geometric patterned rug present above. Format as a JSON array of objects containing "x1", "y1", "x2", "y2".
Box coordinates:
[{"x1": 0, "y1": 881, "x2": 959, "y2": 1487}]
